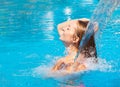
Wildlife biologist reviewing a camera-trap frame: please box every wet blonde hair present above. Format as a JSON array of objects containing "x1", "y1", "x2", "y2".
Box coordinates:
[{"x1": 73, "y1": 19, "x2": 89, "y2": 42}]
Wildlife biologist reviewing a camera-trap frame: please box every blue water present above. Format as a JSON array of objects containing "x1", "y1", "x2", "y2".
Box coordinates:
[{"x1": 0, "y1": 0, "x2": 120, "y2": 87}]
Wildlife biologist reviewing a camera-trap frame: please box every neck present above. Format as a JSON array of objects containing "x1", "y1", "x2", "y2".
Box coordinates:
[{"x1": 66, "y1": 44, "x2": 79, "y2": 57}]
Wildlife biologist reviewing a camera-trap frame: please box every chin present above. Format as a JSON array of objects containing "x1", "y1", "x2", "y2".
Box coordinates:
[{"x1": 59, "y1": 37, "x2": 64, "y2": 41}]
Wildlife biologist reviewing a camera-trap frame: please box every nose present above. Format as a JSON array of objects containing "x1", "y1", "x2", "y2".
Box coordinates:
[{"x1": 62, "y1": 28, "x2": 65, "y2": 31}]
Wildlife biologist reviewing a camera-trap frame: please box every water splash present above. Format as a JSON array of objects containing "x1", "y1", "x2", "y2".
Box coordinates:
[
  {"x1": 85, "y1": 57, "x2": 112, "y2": 72},
  {"x1": 13, "y1": 56, "x2": 119, "y2": 86},
  {"x1": 31, "y1": 57, "x2": 112, "y2": 78}
]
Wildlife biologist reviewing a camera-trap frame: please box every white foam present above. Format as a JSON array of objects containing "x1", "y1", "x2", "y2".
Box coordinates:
[
  {"x1": 64, "y1": 7, "x2": 72, "y2": 16},
  {"x1": 115, "y1": 32, "x2": 120, "y2": 35},
  {"x1": 85, "y1": 57, "x2": 112, "y2": 72},
  {"x1": 31, "y1": 57, "x2": 113, "y2": 79}
]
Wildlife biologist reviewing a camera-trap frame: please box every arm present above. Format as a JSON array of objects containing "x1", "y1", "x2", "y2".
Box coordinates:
[
  {"x1": 57, "y1": 18, "x2": 90, "y2": 36},
  {"x1": 79, "y1": 18, "x2": 90, "y2": 22},
  {"x1": 79, "y1": 18, "x2": 99, "y2": 32},
  {"x1": 57, "y1": 20, "x2": 78, "y2": 36}
]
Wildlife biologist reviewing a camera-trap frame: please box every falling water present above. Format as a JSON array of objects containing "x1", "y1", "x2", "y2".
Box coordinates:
[{"x1": 75, "y1": 0, "x2": 120, "y2": 59}]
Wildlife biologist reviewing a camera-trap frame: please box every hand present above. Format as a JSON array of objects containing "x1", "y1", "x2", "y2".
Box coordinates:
[
  {"x1": 93, "y1": 22, "x2": 99, "y2": 32},
  {"x1": 52, "y1": 58, "x2": 66, "y2": 71}
]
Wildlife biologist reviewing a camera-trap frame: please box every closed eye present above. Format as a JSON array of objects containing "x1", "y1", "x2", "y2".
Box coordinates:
[{"x1": 67, "y1": 28, "x2": 70, "y2": 30}]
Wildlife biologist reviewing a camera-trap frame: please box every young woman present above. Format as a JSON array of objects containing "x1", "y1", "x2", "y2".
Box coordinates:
[{"x1": 52, "y1": 18, "x2": 98, "y2": 73}]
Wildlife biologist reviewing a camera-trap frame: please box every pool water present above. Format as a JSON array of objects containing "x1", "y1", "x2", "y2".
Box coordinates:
[{"x1": 0, "y1": 0, "x2": 120, "y2": 87}]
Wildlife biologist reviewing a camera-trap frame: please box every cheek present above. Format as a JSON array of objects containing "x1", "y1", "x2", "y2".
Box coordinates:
[{"x1": 61, "y1": 33, "x2": 73, "y2": 42}]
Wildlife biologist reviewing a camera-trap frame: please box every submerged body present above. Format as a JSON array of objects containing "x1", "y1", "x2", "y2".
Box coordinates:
[{"x1": 52, "y1": 18, "x2": 98, "y2": 73}]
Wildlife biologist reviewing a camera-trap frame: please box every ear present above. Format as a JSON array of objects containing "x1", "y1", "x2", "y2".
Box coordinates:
[{"x1": 73, "y1": 35, "x2": 80, "y2": 43}]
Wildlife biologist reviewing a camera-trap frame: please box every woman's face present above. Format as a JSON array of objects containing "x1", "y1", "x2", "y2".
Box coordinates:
[{"x1": 59, "y1": 24, "x2": 77, "y2": 44}]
